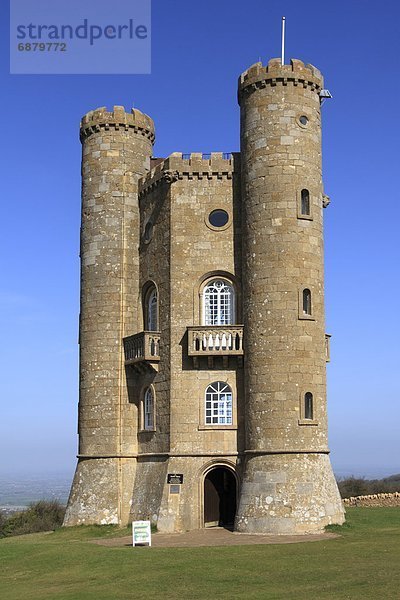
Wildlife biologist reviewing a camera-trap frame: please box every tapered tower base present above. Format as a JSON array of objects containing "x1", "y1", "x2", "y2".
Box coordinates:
[
  {"x1": 235, "y1": 453, "x2": 344, "y2": 534},
  {"x1": 63, "y1": 457, "x2": 136, "y2": 526}
]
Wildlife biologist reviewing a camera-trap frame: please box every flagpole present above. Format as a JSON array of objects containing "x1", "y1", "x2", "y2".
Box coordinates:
[{"x1": 281, "y1": 16, "x2": 286, "y2": 65}]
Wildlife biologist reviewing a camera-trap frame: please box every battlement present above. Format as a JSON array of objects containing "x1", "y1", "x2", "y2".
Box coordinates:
[
  {"x1": 80, "y1": 105, "x2": 155, "y2": 143},
  {"x1": 139, "y1": 152, "x2": 236, "y2": 197},
  {"x1": 167, "y1": 152, "x2": 234, "y2": 172},
  {"x1": 238, "y1": 58, "x2": 323, "y2": 102}
]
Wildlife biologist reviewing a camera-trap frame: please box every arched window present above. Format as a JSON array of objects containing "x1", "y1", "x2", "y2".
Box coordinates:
[
  {"x1": 205, "y1": 381, "x2": 232, "y2": 425},
  {"x1": 302, "y1": 288, "x2": 312, "y2": 316},
  {"x1": 143, "y1": 387, "x2": 154, "y2": 430},
  {"x1": 143, "y1": 284, "x2": 158, "y2": 331},
  {"x1": 203, "y1": 279, "x2": 235, "y2": 326},
  {"x1": 147, "y1": 288, "x2": 158, "y2": 331},
  {"x1": 304, "y1": 392, "x2": 313, "y2": 420},
  {"x1": 301, "y1": 189, "x2": 310, "y2": 216}
]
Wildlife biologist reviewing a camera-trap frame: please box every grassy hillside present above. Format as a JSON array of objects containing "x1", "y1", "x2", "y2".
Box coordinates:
[{"x1": 1, "y1": 508, "x2": 399, "y2": 599}]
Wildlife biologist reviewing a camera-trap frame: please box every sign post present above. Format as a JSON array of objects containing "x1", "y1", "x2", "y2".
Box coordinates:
[{"x1": 132, "y1": 520, "x2": 151, "y2": 547}]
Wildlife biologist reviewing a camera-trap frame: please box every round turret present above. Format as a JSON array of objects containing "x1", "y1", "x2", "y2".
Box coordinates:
[
  {"x1": 235, "y1": 59, "x2": 344, "y2": 534},
  {"x1": 64, "y1": 105, "x2": 154, "y2": 527},
  {"x1": 80, "y1": 106, "x2": 155, "y2": 143}
]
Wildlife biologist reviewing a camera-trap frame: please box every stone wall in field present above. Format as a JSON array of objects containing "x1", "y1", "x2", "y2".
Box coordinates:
[{"x1": 343, "y1": 492, "x2": 400, "y2": 507}]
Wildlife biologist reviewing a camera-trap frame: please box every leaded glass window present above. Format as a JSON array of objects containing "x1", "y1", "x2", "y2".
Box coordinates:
[
  {"x1": 203, "y1": 280, "x2": 234, "y2": 326},
  {"x1": 205, "y1": 381, "x2": 233, "y2": 425}
]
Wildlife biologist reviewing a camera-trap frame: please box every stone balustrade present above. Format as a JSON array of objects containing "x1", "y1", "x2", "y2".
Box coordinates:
[
  {"x1": 123, "y1": 331, "x2": 160, "y2": 369},
  {"x1": 187, "y1": 326, "x2": 244, "y2": 356}
]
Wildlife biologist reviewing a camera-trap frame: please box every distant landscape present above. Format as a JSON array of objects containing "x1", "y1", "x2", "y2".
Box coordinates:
[
  {"x1": 1, "y1": 471, "x2": 399, "y2": 517},
  {"x1": 337, "y1": 473, "x2": 400, "y2": 498},
  {"x1": 0, "y1": 474, "x2": 71, "y2": 517}
]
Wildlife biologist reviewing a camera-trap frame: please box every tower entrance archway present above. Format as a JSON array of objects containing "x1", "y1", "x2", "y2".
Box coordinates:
[{"x1": 203, "y1": 467, "x2": 237, "y2": 528}]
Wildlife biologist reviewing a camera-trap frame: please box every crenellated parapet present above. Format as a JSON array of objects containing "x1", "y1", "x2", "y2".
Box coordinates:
[
  {"x1": 238, "y1": 58, "x2": 323, "y2": 103},
  {"x1": 80, "y1": 105, "x2": 155, "y2": 143},
  {"x1": 139, "y1": 152, "x2": 235, "y2": 198}
]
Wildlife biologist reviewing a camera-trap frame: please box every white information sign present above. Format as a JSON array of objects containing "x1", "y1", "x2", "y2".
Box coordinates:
[{"x1": 132, "y1": 520, "x2": 151, "y2": 547}]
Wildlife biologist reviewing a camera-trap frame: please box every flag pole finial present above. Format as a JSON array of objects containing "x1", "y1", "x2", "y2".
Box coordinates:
[{"x1": 281, "y1": 16, "x2": 286, "y2": 65}]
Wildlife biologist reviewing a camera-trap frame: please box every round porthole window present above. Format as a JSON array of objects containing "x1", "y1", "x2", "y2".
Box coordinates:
[
  {"x1": 297, "y1": 114, "x2": 310, "y2": 129},
  {"x1": 143, "y1": 221, "x2": 153, "y2": 243},
  {"x1": 208, "y1": 209, "x2": 229, "y2": 228}
]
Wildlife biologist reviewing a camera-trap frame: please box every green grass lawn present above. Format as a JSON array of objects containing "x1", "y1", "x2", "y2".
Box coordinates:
[{"x1": 1, "y1": 508, "x2": 399, "y2": 600}]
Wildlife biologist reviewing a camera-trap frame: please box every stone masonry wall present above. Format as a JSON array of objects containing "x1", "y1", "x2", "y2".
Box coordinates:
[
  {"x1": 235, "y1": 59, "x2": 344, "y2": 533},
  {"x1": 131, "y1": 153, "x2": 245, "y2": 531},
  {"x1": 64, "y1": 107, "x2": 154, "y2": 526},
  {"x1": 129, "y1": 163, "x2": 172, "y2": 523}
]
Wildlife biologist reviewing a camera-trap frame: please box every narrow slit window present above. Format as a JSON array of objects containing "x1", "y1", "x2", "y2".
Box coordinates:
[
  {"x1": 301, "y1": 189, "x2": 310, "y2": 216},
  {"x1": 144, "y1": 387, "x2": 154, "y2": 430},
  {"x1": 304, "y1": 392, "x2": 313, "y2": 420},
  {"x1": 302, "y1": 288, "x2": 312, "y2": 316},
  {"x1": 146, "y1": 287, "x2": 158, "y2": 331}
]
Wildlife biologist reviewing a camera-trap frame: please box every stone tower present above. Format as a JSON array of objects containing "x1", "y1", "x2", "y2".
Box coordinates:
[
  {"x1": 235, "y1": 58, "x2": 344, "y2": 533},
  {"x1": 64, "y1": 107, "x2": 154, "y2": 525},
  {"x1": 64, "y1": 57, "x2": 344, "y2": 533}
]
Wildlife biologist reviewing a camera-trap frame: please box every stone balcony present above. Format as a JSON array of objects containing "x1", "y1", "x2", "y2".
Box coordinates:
[
  {"x1": 123, "y1": 331, "x2": 160, "y2": 372},
  {"x1": 187, "y1": 325, "x2": 244, "y2": 368}
]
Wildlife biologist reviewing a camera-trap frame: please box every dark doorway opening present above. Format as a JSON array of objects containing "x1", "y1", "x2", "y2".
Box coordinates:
[{"x1": 204, "y1": 467, "x2": 237, "y2": 529}]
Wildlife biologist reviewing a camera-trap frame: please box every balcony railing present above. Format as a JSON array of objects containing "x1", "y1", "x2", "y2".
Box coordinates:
[
  {"x1": 187, "y1": 326, "x2": 244, "y2": 357},
  {"x1": 123, "y1": 331, "x2": 160, "y2": 370}
]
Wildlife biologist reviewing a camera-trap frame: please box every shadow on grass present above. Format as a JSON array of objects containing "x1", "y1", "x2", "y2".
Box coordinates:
[{"x1": 325, "y1": 521, "x2": 352, "y2": 534}]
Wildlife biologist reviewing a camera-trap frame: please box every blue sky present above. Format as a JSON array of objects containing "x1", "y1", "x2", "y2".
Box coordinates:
[{"x1": 1, "y1": 0, "x2": 399, "y2": 480}]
